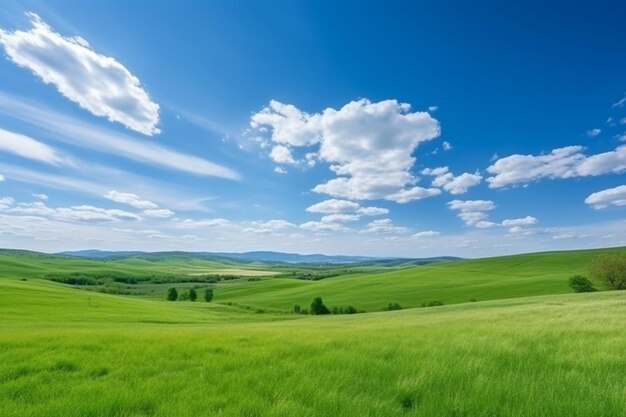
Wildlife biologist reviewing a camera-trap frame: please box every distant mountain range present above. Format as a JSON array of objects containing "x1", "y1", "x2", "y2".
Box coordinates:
[{"x1": 57, "y1": 249, "x2": 462, "y2": 265}]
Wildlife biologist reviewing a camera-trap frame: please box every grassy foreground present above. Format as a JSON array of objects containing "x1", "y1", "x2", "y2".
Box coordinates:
[{"x1": 1, "y1": 278, "x2": 625, "y2": 417}]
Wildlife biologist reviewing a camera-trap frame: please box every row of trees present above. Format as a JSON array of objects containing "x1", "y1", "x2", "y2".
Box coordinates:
[{"x1": 167, "y1": 287, "x2": 214, "y2": 302}]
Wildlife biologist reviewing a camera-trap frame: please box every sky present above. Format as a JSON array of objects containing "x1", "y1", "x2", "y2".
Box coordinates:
[{"x1": 0, "y1": 0, "x2": 625, "y2": 257}]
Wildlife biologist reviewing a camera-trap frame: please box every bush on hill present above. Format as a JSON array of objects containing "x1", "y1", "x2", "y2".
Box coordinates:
[
  {"x1": 310, "y1": 297, "x2": 330, "y2": 315},
  {"x1": 421, "y1": 300, "x2": 444, "y2": 307},
  {"x1": 166, "y1": 287, "x2": 178, "y2": 301},
  {"x1": 568, "y1": 275, "x2": 596, "y2": 293},
  {"x1": 189, "y1": 288, "x2": 197, "y2": 301},
  {"x1": 204, "y1": 288, "x2": 214, "y2": 302},
  {"x1": 383, "y1": 302, "x2": 402, "y2": 311}
]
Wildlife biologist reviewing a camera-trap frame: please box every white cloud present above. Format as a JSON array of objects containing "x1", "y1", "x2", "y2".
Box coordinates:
[
  {"x1": 5, "y1": 201, "x2": 140, "y2": 222},
  {"x1": 178, "y1": 218, "x2": 230, "y2": 229},
  {"x1": 475, "y1": 221, "x2": 497, "y2": 229},
  {"x1": 357, "y1": 206, "x2": 389, "y2": 216},
  {"x1": 383, "y1": 186, "x2": 441, "y2": 203},
  {"x1": 423, "y1": 166, "x2": 482, "y2": 195},
  {"x1": 0, "y1": 128, "x2": 67, "y2": 165},
  {"x1": 243, "y1": 219, "x2": 296, "y2": 234},
  {"x1": 448, "y1": 199, "x2": 495, "y2": 227},
  {"x1": 0, "y1": 93, "x2": 239, "y2": 180},
  {"x1": 362, "y1": 218, "x2": 408, "y2": 234},
  {"x1": 306, "y1": 199, "x2": 361, "y2": 214},
  {"x1": 0, "y1": 197, "x2": 15, "y2": 209},
  {"x1": 442, "y1": 141, "x2": 452, "y2": 151},
  {"x1": 274, "y1": 166, "x2": 287, "y2": 174},
  {"x1": 143, "y1": 209, "x2": 175, "y2": 218},
  {"x1": 299, "y1": 221, "x2": 348, "y2": 232},
  {"x1": 321, "y1": 214, "x2": 360, "y2": 223},
  {"x1": 252, "y1": 99, "x2": 441, "y2": 202},
  {"x1": 586, "y1": 128, "x2": 601, "y2": 137},
  {"x1": 32, "y1": 193, "x2": 48, "y2": 200},
  {"x1": 612, "y1": 93, "x2": 626, "y2": 108},
  {"x1": 412, "y1": 230, "x2": 440, "y2": 238},
  {"x1": 428, "y1": 106, "x2": 438, "y2": 112},
  {"x1": 501, "y1": 216, "x2": 538, "y2": 227},
  {"x1": 585, "y1": 185, "x2": 626, "y2": 209},
  {"x1": 0, "y1": 13, "x2": 160, "y2": 135},
  {"x1": 0, "y1": 175, "x2": 5, "y2": 182},
  {"x1": 487, "y1": 145, "x2": 626, "y2": 188},
  {"x1": 104, "y1": 190, "x2": 158, "y2": 210},
  {"x1": 269, "y1": 145, "x2": 297, "y2": 164}
]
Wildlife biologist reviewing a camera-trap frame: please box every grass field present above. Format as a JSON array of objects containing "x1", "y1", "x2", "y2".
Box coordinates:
[
  {"x1": 1, "y1": 247, "x2": 625, "y2": 416},
  {"x1": 1, "y1": 277, "x2": 625, "y2": 417}
]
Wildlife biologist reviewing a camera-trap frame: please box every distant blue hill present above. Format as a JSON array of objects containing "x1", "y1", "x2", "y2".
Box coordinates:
[{"x1": 57, "y1": 249, "x2": 461, "y2": 265}]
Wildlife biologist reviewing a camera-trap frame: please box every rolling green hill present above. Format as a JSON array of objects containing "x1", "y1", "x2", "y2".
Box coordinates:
[
  {"x1": 214, "y1": 246, "x2": 626, "y2": 311},
  {"x1": 0, "y1": 277, "x2": 624, "y2": 417}
]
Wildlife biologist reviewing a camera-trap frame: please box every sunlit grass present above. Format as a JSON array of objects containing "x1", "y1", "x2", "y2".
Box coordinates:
[{"x1": 1, "y1": 279, "x2": 624, "y2": 416}]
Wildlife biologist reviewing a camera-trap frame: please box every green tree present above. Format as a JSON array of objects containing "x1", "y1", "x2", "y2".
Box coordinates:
[
  {"x1": 568, "y1": 275, "x2": 596, "y2": 293},
  {"x1": 166, "y1": 287, "x2": 178, "y2": 301},
  {"x1": 189, "y1": 288, "x2": 197, "y2": 301},
  {"x1": 293, "y1": 304, "x2": 301, "y2": 313},
  {"x1": 589, "y1": 253, "x2": 626, "y2": 290},
  {"x1": 204, "y1": 288, "x2": 214, "y2": 302},
  {"x1": 310, "y1": 297, "x2": 330, "y2": 315}
]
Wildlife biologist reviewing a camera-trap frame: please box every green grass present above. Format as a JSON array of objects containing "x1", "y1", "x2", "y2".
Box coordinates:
[
  {"x1": 214, "y1": 247, "x2": 625, "y2": 311},
  {"x1": 1, "y1": 278, "x2": 625, "y2": 416}
]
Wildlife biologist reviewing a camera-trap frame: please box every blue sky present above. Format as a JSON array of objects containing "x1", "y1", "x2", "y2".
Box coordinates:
[{"x1": 0, "y1": 0, "x2": 625, "y2": 257}]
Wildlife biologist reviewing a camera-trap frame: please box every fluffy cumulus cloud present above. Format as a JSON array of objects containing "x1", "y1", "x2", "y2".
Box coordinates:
[
  {"x1": 0, "y1": 128, "x2": 67, "y2": 165},
  {"x1": 487, "y1": 145, "x2": 626, "y2": 188},
  {"x1": 501, "y1": 216, "x2": 538, "y2": 227},
  {"x1": 4, "y1": 201, "x2": 140, "y2": 222},
  {"x1": 0, "y1": 13, "x2": 160, "y2": 135},
  {"x1": 585, "y1": 185, "x2": 626, "y2": 209},
  {"x1": 362, "y1": 218, "x2": 408, "y2": 234},
  {"x1": 447, "y1": 199, "x2": 495, "y2": 227},
  {"x1": 422, "y1": 166, "x2": 482, "y2": 195},
  {"x1": 251, "y1": 99, "x2": 441, "y2": 203},
  {"x1": 305, "y1": 199, "x2": 388, "y2": 226}
]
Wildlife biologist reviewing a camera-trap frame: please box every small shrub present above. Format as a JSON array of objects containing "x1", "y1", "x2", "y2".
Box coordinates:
[
  {"x1": 166, "y1": 287, "x2": 178, "y2": 301},
  {"x1": 293, "y1": 304, "x2": 301, "y2": 313},
  {"x1": 384, "y1": 302, "x2": 402, "y2": 311},
  {"x1": 332, "y1": 306, "x2": 340, "y2": 314},
  {"x1": 421, "y1": 300, "x2": 444, "y2": 307},
  {"x1": 300, "y1": 308, "x2": 309, "y2": 315},
  {"x1": 310, "y1": 297, "x2": 330, "y2": 315},
  {"x1": 344, "y1": 305, "x2": 357, "y2": 314},
  {"x1": 568, "y1": 275, "x2": 596, "y2": 293},
  {"x1": 179, "y1": 291, "x2": 189, "y2": 301},
  {"x1": 204, "y1": 288, "x2": 214, "y2": 302},
  {"x1": 189, "y1": 288, "x2": 198, "y2": 301},
  {"x1": 469, "y1": 297, "x2": 477, "y2": 302}
]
